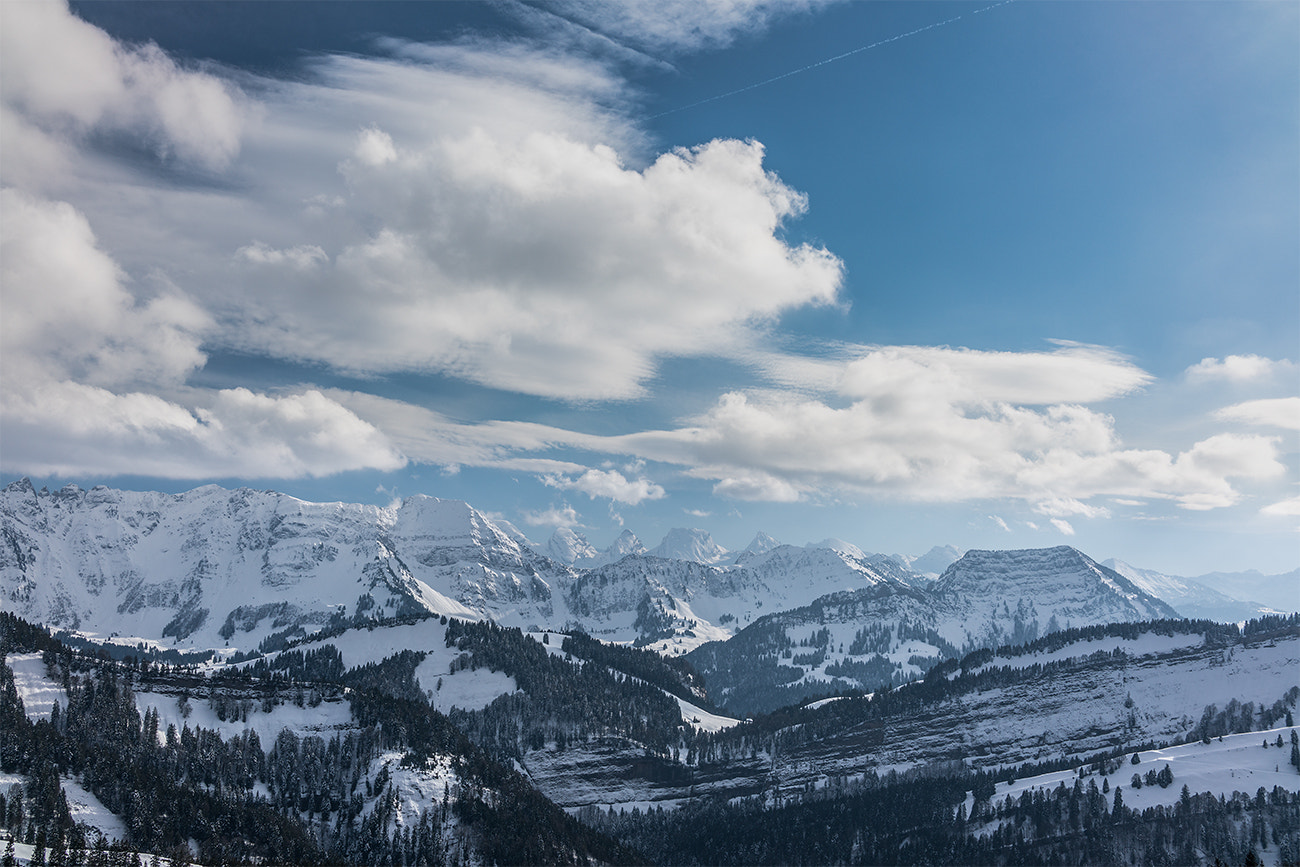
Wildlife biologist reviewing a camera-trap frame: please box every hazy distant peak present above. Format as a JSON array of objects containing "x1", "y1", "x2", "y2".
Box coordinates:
[
  {"x1": 907, "y1": 544, "x2": 963, "y2": 576},
  {"x1": 807, "y1": 537, "x2": 869, "y2": 561},
  {"x1": 651, "y1": 527, "x2": 729, "y2": 564}
]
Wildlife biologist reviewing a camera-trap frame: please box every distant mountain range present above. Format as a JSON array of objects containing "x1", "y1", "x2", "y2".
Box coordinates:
[{"x1": 1, "y1": 479, "x2": 1292, "y2": 711}]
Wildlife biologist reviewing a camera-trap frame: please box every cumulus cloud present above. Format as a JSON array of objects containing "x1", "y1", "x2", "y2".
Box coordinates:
[
  {"x1": 236, "y1": 242, "x2": 328, "y2": 271},
  {"x1": 1049, "y1": 518, "x2": 1076, "y2": 536},
  {"x1": 231, "y1": 129, "x2": 841, "y2": 399},
  {"x1": 0, "y1": 0, "x2": 246, "y2": 170},
  {"x1": 324, "y1": 342, "x2": 1288, "y2": 513},
  {"x1": 1216, "y1": 397, "x2": 1300, "y2": 431},
  {"x1": 543, "y1": 468, "x2": 666, "y2": 505},
  {"x1": 1185, "y1": 354, "x2": 1294, "y2": 383},
  {"x1": 1, "y1": 188, "x2": 209, "y2": 388},
  {"x1": 0, "y1": 191, "x2": 404, "y2": 480},
  {"x1": 521, "y1": 504, "x2": 583, "y2": 528}
]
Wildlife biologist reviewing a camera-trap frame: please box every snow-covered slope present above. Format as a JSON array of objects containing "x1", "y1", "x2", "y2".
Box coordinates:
[
  {"x1": 1104, "y1": 558, "x2": 1280, "y2": 622},
  {"x1": 524, "y1": 621, "x2": 1300, "y2": 810}
]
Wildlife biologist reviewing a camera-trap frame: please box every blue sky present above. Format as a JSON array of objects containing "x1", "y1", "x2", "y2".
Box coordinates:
[{"x1": 1, "y1": 1, "x2": 1296, "y2": 575}]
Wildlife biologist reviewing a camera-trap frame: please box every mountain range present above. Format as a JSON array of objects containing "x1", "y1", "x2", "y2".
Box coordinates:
[
  {"x1": 1, "y1": 479, "x2": 1289, "y2": 714},
  {"x1": 2, "y1": 478, "x2": 1298, "y2": 865}
]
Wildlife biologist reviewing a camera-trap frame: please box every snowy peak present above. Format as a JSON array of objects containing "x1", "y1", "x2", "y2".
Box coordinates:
[
  {"x1": 934, "y1": 546, "x2": 1179, "y2": 647},
  {"x1": 736, "y1": 531, "x2": 782, "y2": 561},
  {"x1": 545, "y1": 527, "x2": 599, "y2": 567},
  {"x1": 905, "y1": 545, "x2": 963, "y2": 577},
  {"x1": 807, "y1": 537, "x2": 870, "y2": 561},
  {"x1": 592, "y1": 529, "x2": 646, "y2": 568},
  {"x1": 650, "y1": 528, "x2": 729, "y2": 565}
]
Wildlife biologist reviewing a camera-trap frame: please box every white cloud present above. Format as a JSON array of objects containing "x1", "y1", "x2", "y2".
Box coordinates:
[
  {"x1": 229, "y1": 129, "x2": 842, "y2": 399},
  {"x1": 323, "y1": 390, "x2": 589, "y2": 477},
  {"x1": 583, "y1": 348, "x2": 1286, "y2": 511},
  {"x1": 1049, "y1": 518, "x2": 1076, "y2": 536},
  {"x1": 832, "y1": 342, "x2": 1152, "y2": 405},
  {"x1": 354, "y1": 126, "x2": 398, "y2": 167},
  {"x1": 1, "y1": 188, "x2": 209, "y2": 388},
  {"x1": 0, "y1": 191, "x2": 404, "y2": 480},
  {"x1": 543, "y1": 468, "x2": 666, "y2": 505},
  {"x1": 0, "y1": 0, "x2": 246, "y2": 170},
  {"x1": 522, "y1": 504, "x2": 582, "y2": 527},
  {"x1": 1185, "y1": 354, "x2": 1293, "y2": 383},
  {"x1": 325, "y1": 342, "x2": 1288, "y2": 513},
  {"x1": 1260, "y1": 496, "x2": 1300, "y2": 518},
  {"x1": 0, "y1": 382, "x2": 405, "y2": 480},
  {"x1": 1216, "y1": 397, "x2": 1300, "y2": 431},
  {"x1": 989, "y1": 515, "x2": 1010, "y2": 532}
]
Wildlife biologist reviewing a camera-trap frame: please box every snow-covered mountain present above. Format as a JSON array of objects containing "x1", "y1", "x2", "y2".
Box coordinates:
[
  {"x1": 597, "y1": 528, "x2": 647, "y2": 565},
  {"x1": 0, "y1": 479, "x2": 569, "y2": 651},
  {"x1": 648, "y1": 527, "x2": 729, "y2": 564},
  {"x1": 1191, "y1": 567, "x2": 1300, "y2": 614},
  {"x1": 544, "y1": 527, "x2": 599, "y2": 567},
  {"x1": 1, "y1": 480, "x2": 1278, "y2": 699},
  {"x1": 807, "y1": 537, "x2": 871, "y2": 561},
  {"x1": 932, "y1": 546, "x2": 1180, "y2": 649},
  {"x1": 688, "y1": 545, "x2": 1184, "y2": 714},
  {"x1": 898, "y1": 544, "x2": 964, "y2": 578},
  {"x1": 1103, "y1": 558, "x2": 1280, "y2": 622},
  {"x1": 732, "y1": 531, "x2": 782, "y2": 562}
]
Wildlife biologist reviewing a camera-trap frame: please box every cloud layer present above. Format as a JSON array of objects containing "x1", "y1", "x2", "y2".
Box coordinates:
[{"x1": 0, "y1": 0, "x2": 1294, "y2": 535}]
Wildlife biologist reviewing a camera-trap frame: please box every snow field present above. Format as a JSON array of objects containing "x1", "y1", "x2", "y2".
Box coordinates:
[
  {"x1": 364, "y1": 751, "x2": 461, "y2": 830},
  {"x1": 964, "y1": 725, "x2": 1300, "y2": 820},
  {"x1": 7, "y1": 653, "x2": 65, "y2": 720},
  {"x1": 134, "y1": 690, "x2": 354, "y2": 745},
  {"x1": 2, "y1": 771, "x2": 129, "y2": 855}
]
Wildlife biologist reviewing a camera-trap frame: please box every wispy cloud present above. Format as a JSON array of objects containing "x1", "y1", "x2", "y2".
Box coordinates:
[{"x1": 1216, "y1": 397, "x2": 1300, "y2": 431}]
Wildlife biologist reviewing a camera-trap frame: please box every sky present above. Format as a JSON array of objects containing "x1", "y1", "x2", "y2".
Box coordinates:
[{"x1": 1, "y1": 0, "x2": 1297, "y2": 577}]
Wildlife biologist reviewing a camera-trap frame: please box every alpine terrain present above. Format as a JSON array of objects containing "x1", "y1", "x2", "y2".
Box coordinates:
[{"x1": 1, "y1": 480, "x2": 1297, "y2": 865}]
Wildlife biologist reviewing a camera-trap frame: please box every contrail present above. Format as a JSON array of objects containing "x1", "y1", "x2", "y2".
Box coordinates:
[{"x1": 648, "y1": 0, "x2": 1015, "y2": 120}]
